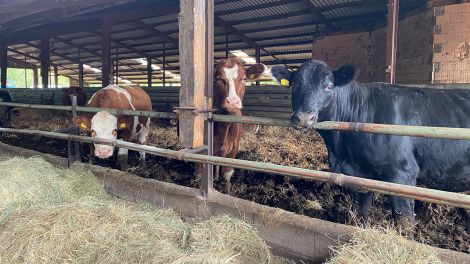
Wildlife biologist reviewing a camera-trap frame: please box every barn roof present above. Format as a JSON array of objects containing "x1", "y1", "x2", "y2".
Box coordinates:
[{"x1": 0, "y1": 0, "x2": 426, "y2": 85}]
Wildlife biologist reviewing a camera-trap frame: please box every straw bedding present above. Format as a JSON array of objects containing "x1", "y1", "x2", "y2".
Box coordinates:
[
  {"x1": 0, "y1": 157, "x2": 288, "y2": 264},
  {"x1": 327, "y1": 228, "x2": 443, "y2": 264}
]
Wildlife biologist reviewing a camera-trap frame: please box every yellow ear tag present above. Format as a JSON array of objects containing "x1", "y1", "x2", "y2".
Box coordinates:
[
  {"x1": 80, "y1": 123, "x2": 87, "y2": 129},
  {"x1": 281, "y1": 79, "x2": 290, "y2": 86},
  {"x1": 119, "y1": 123, "x2": 126, "y2": 129}
]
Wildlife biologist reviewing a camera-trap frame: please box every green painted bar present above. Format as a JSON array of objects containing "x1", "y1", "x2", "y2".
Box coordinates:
[
  {"x1": 3, "y1": 102, "x2": 470, "y2": 140},
  {"x1": 1, "y1": 126, "x2": 469, "y2": 210}
]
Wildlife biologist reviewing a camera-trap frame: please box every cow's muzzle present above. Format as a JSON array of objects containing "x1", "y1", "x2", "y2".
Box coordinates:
[{"x1": 291, "y1": 111, "x2": 317, "y2": 131}]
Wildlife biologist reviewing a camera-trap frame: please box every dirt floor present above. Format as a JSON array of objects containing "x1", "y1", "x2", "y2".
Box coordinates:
[{"x1": 0, "y1": 109, "x2": 469, "y2": 254}]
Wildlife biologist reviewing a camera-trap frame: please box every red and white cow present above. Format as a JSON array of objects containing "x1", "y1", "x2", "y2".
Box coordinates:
[
  {"x1": 214, "y1": 57, "x2": 266, "y2": 191},
  {"x1": 73, "y1": 84, "x2": 152, "y2": 170}
]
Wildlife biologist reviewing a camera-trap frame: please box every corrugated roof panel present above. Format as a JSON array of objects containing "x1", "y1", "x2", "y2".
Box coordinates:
[
  {"x1": 219, "y1": 2, "x2": 305, "y2": 22},
  {"x1": 215, "y1": 0, "x2": 280, "y2": 12},
  {"x1": 234, "y1": 14, "x2": 315, "y2": 31}
]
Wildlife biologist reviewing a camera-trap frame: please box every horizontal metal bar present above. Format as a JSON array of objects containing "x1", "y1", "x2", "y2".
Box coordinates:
[
  {"x1": 212, "y1": 115, "x2": 470, "y2": 141},
  {"x1": 1, "y1": 127, "x2": 469, "y2": 210},
  {"x1": 0, "y1": 102, "x2": 177, "y2": 119},
  {"x1": 3, "y1": 102, "x2": 470, "y2": 140}
]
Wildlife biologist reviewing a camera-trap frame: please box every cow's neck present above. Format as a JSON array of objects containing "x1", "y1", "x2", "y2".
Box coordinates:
[{"x1": 329, "y1": 81, "x2": 371, "y2": 123}]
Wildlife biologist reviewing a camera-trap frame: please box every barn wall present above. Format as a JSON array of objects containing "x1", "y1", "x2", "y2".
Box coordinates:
[
  {"x1": 312, "y1": 9, "x2": 435, "y2": 84},
  {"x1": 432, "y1": 3, "x2": 470, "y2": 84},
  {"x1": 395, "y1": 9, "x2": 435, "y2": 84},
  {"x1": 311, "y1": 32, "x2": 372, "y2": 82}
]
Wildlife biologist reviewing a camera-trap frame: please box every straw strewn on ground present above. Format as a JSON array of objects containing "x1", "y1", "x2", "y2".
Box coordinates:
[
  {"x1": 327, "y1": 227, "x2": 443, "y2": 264},
  {"x1": 0, "y1": 157, "x2": 286, "y2": 264}
]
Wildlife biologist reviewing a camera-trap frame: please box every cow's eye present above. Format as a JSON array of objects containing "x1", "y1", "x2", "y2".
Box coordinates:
[
  {"x1": 91, "y1": 130, "x2": 97, "y2": 137},
  {"x1": 112, "y1": 129, "x2": 117, "y2": 136},
  {"x1": 325, "y1": 82, "x2": 334, "y2": 91}
]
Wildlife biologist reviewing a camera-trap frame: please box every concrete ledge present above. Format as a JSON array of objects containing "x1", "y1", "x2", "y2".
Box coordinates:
[{"x1": 1, "y1": 142, "x2": 469, "y2": 263}]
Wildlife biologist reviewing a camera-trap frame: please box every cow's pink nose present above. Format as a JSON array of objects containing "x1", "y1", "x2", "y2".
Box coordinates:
[
  {"x1": 96, "y1": 149, "x2": 112, "y2": 158},
  {"x1": 226, "y1": 96, "x2": 242, "y2": 109}
]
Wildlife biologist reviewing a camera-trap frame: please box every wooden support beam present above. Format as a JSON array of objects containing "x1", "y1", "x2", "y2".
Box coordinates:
[
  {"x1": 33, "y1": 65, "x2": 38, "y2": 88},
  {"x1": 300, "y1": 0, "x2": 336, "y2": 31},
  {"x1": 255, "y1": 46, "x2": 261, "y2": 86},
  {"x1": 78, "y1": 62, "x2": 84, "y2": 88},
  {"x1": 179, "y1": 0, "x2": 209, "y2": 148},
  {"x1": 101, "y1": 17, "x2": 112, "y2": 87},
  {"x1": 202, "y1": 0, "x2": 215, "y2": 195},
  {"x1": 385, "y1": 0, "x2": 398, "y2": 84},
  {"x1": 0, "y1": 38, "x2": 7, "y2": 88},
  {"x1": 40, "y1": 32, "x2": 50, "y2": 88},
  {"x1": 163, "y1": 41, "x2": 166, "y2": 88},
  {"x1": 54, "y1": 65, "x2": 58, "y2": 88},
  {"x1": 147, "y1": 56, "x2": 152, "y2": 87}
]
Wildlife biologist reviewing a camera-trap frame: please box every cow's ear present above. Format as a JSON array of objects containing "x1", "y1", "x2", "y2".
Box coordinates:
[
  {"x1": 268, "y1": 66, "x2": 292, "y2": 87},
  {"x1": 117, "y1": 116, "x2": 133, "y2": 130},
  {"x1": 73, "y1": 116, "x2": 91, "y2": 131},
  {"x1": 245, "y1": 63, "x2": 266, "y2": 81},
  {"x1": 333, "y1": 64, "x2": 358, "y2": 86}
]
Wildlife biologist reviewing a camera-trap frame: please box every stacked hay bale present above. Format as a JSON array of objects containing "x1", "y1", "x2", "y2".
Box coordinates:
[{"x1": 0, "y1": 157, "x2": 285, "y2": 264}]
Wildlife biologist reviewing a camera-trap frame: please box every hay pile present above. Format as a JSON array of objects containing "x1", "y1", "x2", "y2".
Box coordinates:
[
  {"x1": 327, "y1": 228, "x2": 443, "y2": 264},
  {"x1": 0, "y1": 157, "x2": 286, "y2": 264}
]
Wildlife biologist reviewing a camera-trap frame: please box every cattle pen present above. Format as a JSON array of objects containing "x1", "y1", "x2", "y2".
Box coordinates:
[{"x1": 1, "y1": 0, "x2": 470, "y2": 263}]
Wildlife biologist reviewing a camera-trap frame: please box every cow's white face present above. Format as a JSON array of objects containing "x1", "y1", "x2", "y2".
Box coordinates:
[
  {"x1": 90, "y1": 111, "x2": 118, "y2": 158},
  {"x1": 223, "y1": 64, "x2": 242, "y2": 110}
]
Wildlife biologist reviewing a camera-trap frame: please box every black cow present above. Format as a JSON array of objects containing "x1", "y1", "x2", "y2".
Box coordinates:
[{"x1": 270, "y1": 60, "x2": 470, "y2": 228}]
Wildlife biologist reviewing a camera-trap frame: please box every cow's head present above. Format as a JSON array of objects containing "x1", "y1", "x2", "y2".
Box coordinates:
[
  {"x1": 73, "y1": 111, "x2": 132, "y2": 159},
  {"x1": 215, "y1": 57, "x2": 266, "y2": 113},
  {"x1": 269, "y1": 60, "x2": 358, "y2": 130}
]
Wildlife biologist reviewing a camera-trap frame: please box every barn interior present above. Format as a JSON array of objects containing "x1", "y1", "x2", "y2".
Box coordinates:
[
  {"x1": 0, "y1": 0, "x2": 436, "y2": 89},
  {"x1": 1, "y1": 0, "x2": 470, "y2": 261}
]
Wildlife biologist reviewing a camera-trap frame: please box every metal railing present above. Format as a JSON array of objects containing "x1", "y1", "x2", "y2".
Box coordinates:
[{"x1": 1, "y1": 101, "x2": 470, "y2": 210}]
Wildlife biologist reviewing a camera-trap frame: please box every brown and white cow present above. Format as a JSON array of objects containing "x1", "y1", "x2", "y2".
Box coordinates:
[
  {"x1": 213, "y1": 57, "x2": 266, "y2": 191},
  {"x1": 72, "y1": 84, "x2": 152, "y2": 170},
  {"x1": 63, "y1": 86, "x2": 87, "y2": 106}
]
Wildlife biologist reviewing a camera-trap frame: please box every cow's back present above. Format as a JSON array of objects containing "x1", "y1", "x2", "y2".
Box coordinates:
[{"x1": 87, "y1": 85, "x2": 152, "y2": 112}]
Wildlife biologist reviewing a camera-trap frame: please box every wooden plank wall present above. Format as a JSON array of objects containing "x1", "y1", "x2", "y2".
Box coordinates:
[{"x1": 5, "y1": 86, "x2": 293, "y2": 119}]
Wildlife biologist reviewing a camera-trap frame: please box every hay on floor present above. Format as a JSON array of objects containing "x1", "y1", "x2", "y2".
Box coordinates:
[
  {"x1": 326, "y1": 227, "x2": 443, "y2": 264},
  {"x1": 0, "y1": 157, "x2": 286, "y2": 264}
]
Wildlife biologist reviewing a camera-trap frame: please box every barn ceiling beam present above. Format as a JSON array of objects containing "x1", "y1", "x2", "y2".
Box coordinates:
[
  {"x1": 90, "y1": 29, "x2": 176, "y2": 72},
  {"x1": 54, "y1": 36, "x2": 162, "y2": 80},
  {"x1": 213, "y1": 15, "x2": 285, "y2": 65},
  {"x1": 133, "y1": 20, "x2": 178, "y2": 46},
  {"x1": 299, "y1": 0, "x2": 336, "y2": 31}
]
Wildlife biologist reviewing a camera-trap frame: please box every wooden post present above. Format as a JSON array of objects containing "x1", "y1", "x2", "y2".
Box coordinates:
[
  {"x1": 33, "y1": 65, "x2": 38, "y2": 88},
  {"x1": 101, "y1": 17, "x2": 112, "y2": 87},
  {"x1": 225, "y1": 29, "x2": 229, "y2": 58},
  {"x1": 255, "y1": 46, "x2": 261, "y2": 86},
  {"x1": 385, "y1": 0, "x2": 399, "y2": 84},
  {"x1": 40, "y1": 33, "x2": 50, "y2": 88},
  {"x1": 202, "y1": 0, "x2": 215, "y2": 195},
  {"x1": 0, "y1": 38, "x2": 7, "y2": 88},
  {"x1": 115, "y1": 42, "x2": 119, "y2": 85},
  {"x1": 147, "y1": 56, "x2": 152, "y2": 87},
  {"x1": 162, "y1": 41, "x2": 166, "y2": 88},
  {"x1": 178, "y1": 0, "x2": 211, "y2": 148},
  {"x1": 54, "y1": 65, "x2": 58, "y2": 88},
  {"x1": 78, "y1": 62, "x2": 84, "y2": 88}
]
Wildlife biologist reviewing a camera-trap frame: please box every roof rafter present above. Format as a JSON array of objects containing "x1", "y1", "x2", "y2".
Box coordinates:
[{"x1": 299, "y1": 0, "x2": 336, "y2": 31}]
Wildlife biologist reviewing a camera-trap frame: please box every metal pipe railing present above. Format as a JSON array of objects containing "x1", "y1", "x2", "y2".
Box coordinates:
[
  {"x1": 0, "y1": 102, "x2": 177, "y2": 119},
  {"x1": 0, "y1": 127, "x2": 469, "y2": 210},
  {"x1": 3, "y1": 102, "x2": 470, "y2": 140}
]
